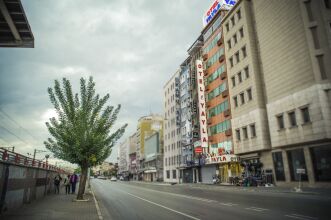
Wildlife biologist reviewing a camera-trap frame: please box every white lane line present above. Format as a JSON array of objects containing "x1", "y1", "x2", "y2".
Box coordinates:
[
  {"x1": 91, "y1": 186, "x2": 104, "y2": 220},
  {"x1": 285, "y1": 214, "x2": 318, "y2": 220},
  {"x1": 125, "y1": 191, "x2": 201, "y2": 220},
  {"x1": 220, "y1": 202, "x2": 238, "y2": 206},
  {"x1": 245, "y1": 207, "x2": 269, "y2": 212}
]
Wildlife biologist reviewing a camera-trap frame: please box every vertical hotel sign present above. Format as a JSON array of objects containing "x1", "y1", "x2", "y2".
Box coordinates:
[{"x1": 196, "y1": 60, "x2": 208, "y2": 148}]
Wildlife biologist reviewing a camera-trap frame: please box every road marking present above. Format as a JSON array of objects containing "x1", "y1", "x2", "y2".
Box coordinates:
[
  {"x1": 245, "y1": 207, "x2": 269, "y2": 212},
  {"x1": 220, "y1": 202, "x2": 238, "y2": 206},
  {"x1": 91, "y1": 186, "x2": 104, "y2": 220},
  {"x1": 125, "y1": 191, "x2": 201, "y2": 220},
  {"x1": 285, "y1": 214, "x2": 318, "y2": 220}
]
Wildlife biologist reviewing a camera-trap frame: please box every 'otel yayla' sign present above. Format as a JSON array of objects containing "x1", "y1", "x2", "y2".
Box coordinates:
[
  {"x1": 196, "y1": 60, "x2": 208, "y2": 148},
  {"x1": 205, "y1": 155, "x2": 240, "y2": 164},
  {"x1": 203, "y1": 0, "x2": 237, "y2": 27}
]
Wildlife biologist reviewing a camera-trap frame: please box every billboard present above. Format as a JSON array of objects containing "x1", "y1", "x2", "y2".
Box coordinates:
[
  {"x1": 203, "y1": 0, "x2": 237, "y2": 27},
  {"x1": 196, "y1": 60, "x2": 208, "y2": 148}
]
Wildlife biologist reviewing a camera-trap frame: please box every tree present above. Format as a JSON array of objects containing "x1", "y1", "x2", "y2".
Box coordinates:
[{"x1": 44, "y1": 77, "x2": 127, "y2": 200}]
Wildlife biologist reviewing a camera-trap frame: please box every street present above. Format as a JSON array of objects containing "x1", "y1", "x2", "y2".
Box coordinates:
[{"x1": 92, "y1": 179, "x2": 330, "y2": 220}]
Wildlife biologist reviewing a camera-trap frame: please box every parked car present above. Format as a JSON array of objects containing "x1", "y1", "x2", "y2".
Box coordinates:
[
  {"x1": 110, "y1": 176, "x2": 117, "y2": 181},
  {"x1": 120, "y1": 176, "x2": 124, "y2": 181},
  {"x1": 97, "y1": 176, "x2": 107, "y2": 180}
]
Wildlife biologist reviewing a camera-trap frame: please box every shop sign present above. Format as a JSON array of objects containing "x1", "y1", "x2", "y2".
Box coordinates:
[
  {"x1": 205, "y1": 155, "x2": 240, "y2": 164},
  {"x1": 196, "y1": 60, "x2": 208, "y2": 147},
  {"x1": 296, "y1": 168, "x2": 306, "y2": 174},
  {"x1": 194, "y1": 140, "x2": 201, "y2": 148},
  {"x1": 202, "y1": 0, "x2": 237, "y2": 27},
  {"x1": 195, "y1": 147, "x2": 203, "y2": 154}
]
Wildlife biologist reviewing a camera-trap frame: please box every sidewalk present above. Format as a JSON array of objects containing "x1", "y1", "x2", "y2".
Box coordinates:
[{"x1": 1, "y1": 190, "x2": 99, "y2": 220}]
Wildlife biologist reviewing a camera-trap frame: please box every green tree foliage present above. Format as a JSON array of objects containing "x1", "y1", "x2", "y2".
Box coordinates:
[{"x1": 44, "y1": 77, "x2": 127, "y2": 199}]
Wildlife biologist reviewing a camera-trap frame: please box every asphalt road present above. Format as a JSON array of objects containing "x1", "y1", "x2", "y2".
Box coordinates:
[{"x1": 91, "y1": 179, "x2": 331, "y2": 220}]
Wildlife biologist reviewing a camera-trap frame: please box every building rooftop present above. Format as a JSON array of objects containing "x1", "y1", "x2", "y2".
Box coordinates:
[{"x1": 0, "y1": 0, "x2": 34, "y2": 48}]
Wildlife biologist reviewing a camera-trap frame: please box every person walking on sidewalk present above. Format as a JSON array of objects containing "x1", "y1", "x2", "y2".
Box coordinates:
[
  {"x1": 64, "y1": 174, "x2": 71, "y2": 194},
  {"x1": 70, "y1": 172, "x2": 78, "y2": 194},
  {"x1": 54, "y1": 174, "x2": 62, "y2": 194}
]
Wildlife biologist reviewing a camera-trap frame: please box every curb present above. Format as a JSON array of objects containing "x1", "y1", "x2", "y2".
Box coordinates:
[{"x1": 90, "y1": 187, "x2": 103, "y2": 220}]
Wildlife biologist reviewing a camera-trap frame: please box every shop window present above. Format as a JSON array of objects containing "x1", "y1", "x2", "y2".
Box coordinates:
[
  {"x1": 277, "y1": 114, "x2": 285, "y2": 129},
  {"x1": 300, "y1": 107, "x2": 311, "y2": 124},
  {"x1": 310, "y1": 146, "x2": 331, "y2": 181},
  {"x1": 167, "y1": 170, "x2": 170, "y2": 179},
  {"x1": 272, "y1": 152, "x2": 286, "y2": 181},
  {"x1": 287, "y1": 149, "x2": 308, "y2": 181},
  {"x1": 288, "y1": 111, "x2": 297, "y2": 127},
  {"x1": 173, "y1": 170, "x2": 177, "y2": 179}
]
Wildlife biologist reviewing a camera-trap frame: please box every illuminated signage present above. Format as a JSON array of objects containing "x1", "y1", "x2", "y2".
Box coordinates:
[
  {"x1": 195, "y1": 147, "x2": 203, "y2": 154},
  {"x1": 203, "y1": 0, "x2": 237, "y2": 27},
  {"x1": 196, "y1": 60, "x2": 208, "y2": 148},
  {"x1": 205, "y1": 155, "x2": 240, "y2": 164}
]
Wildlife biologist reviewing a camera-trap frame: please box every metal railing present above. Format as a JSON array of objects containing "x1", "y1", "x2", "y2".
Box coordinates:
[{"x1": 0, "y1": 147, "x2": 65, "y2": 173}]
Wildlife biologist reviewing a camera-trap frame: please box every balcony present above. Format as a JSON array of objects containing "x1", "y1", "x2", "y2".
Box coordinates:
[
  {"x1": 223, "y1": 109, "x2": 231, "y2": 117},
  {"x1": 217, "y1": 38, "x2": 223, "y2": 46},
  {"x1": 203, "y1": 54, "x2": 208, "y2": 61},
  {"x1": 225, "y1": 129, "x2": 232, "y2": 136},
  {"x1": 220, "y1": 72, "x2": 227, "y2": 80},
  {"x1": 219, "y1": 54, "x2": 225, "y2": 63},
  {"x1": 222, "y1": 89, "x2": 229, "y2": 98}
]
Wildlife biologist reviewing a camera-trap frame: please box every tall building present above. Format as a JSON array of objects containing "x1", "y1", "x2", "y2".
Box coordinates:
[
  {"x1": 187, "y1": 35, "x2": 204, "y2": 183},
  {"x1": 128, "y1": 133, "x2": 137, "y2": 180},
  {"x1": 118, "y1": 138, "x2": 130, "y2": 177},
  {"x1": 163, "y1": 70, "x2": 181, "y2": 183},
  {"x1": 0, "y1": 0, "x2": 34, "y2": 47},
  {"x1": 223, "y1": 0, "x2": 331, "y2": 187},
  {"x1": 178, "y1": 57, "x2": 194, "y2": 183},
  {"x1": 136, "y1": 114, "x2": 163, "y2": 180},
  {"x1": 199, "y1": 1, "x2": 240, "y2": 184}
]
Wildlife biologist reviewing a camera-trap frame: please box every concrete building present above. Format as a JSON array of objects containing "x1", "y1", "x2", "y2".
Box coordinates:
[
  {"x1": 201, "y1": 5, "x2": 241, "y2": 184},
  {"x1": 187, "y1": 35, "x2": 204, "y2": 183},
  {"x1": 223, "y1": 0, "x2": 331, "y2": 187},
  {"x1": 128, "y1": 132, "x2": 138, "y2": 180},
  {"x1": 136, "y1": 114, "x2": 163, "y2": 180},
  {"x1": 163, "y1": 70, "x2": 181, "y2": 183},
  {"x1": 0, "y1": 0, "x2": 34, "y2": 47},
  {"x1": 142, "y1": 132, "x2": 164, "y2": 182},
  {"x1": 178, "y1": 57, "x2": 194, "y2": 183},
  {"x1": 118, "y1": 139, "x2": 130, "y2": 177}
]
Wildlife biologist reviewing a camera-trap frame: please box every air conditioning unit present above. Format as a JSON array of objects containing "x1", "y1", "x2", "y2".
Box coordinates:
[
  {"x1": 203, "y1": 54, "x2": 208, "y2": 61},
  {"x1": 220, "y1": 72, "x2": 227, "y2": 80},
  {"x1": 225, "y1": 129, "x2": 232, "y2": 136},
  {"x1": 223, "y1": 109, "x2": 231, "y2": 117},
  {"x1": 222, "y1": 89, "x2": 229, "y2": 98},
  {"x1": 219, "y1": 55, "x2": 225, "y2": 63}
]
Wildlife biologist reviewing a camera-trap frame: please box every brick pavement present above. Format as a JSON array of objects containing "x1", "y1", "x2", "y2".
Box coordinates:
[{"x1": 1, "y1": 189, "x2": 99, "y2": 220}]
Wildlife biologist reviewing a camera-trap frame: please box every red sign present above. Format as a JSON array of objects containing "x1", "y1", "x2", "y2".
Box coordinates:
[{"x1": 195, "y1": 147, "x2": 203, "y2": 154}]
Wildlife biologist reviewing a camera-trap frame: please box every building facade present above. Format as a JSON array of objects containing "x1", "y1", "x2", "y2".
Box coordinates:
[
  {"x1": 163, "y1": 70, "x2": 182, "y2": 183},
  {"x1": 128, "y1": 133, "x2": 137, "y2": 180},
  {"x1": 223, "y1": 0, "x2": 331, "y2": 187}
]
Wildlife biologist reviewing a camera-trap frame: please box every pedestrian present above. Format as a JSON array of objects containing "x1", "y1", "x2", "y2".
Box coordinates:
[
  {"x1": 64, "y1": 174, "x2": 71, "y2": 194},
  {"x1": 70, "y1": 172, "x2": 78, "y2": 194},
  {"x1": 54, "y1": 174, "x2": 62, "y2": 194}
]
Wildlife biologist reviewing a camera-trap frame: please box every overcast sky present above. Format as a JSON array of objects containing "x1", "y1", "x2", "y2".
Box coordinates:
[{"x1": 0, "y1": 0, "x2": 213, "y2": 165}]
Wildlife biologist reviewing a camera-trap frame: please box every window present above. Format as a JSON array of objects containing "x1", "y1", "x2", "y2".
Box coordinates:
[
  {"x1": 173, "y1": 170, "x2": 177, "y2": 179},
  {"x1": 231, "y1": 16, "x2": 235, "y2": 26},
  {"x1": 310, "y1": 26, "x2": 320, "y2": 49},
  {"x1": 242, "y1": 46, "x2": 247, "y2": 58},
  {"x1": 304, "y1": 0, "x2": 314, "y2": 22},
  {"x1": 227, "y1": 40, "x2": 231, "y2": 49},
  {"x1": 233, "y1": 96, "x2": 238, "y2": 107},
  {"x1": 242, "y1": 127, "x2": 248, "y2": 139},
  {"x1": 287, "y1": 149, "x2": 308, "y2": 181},
  {"x1": 233, "y1": 34, "x2": 237, "y2": 44},
  {"x1": 239, "y1": 27, "x2": 244, "y2": 38},
  {"x1": 231, "y1": 76, "x2": 236, "y2": 87},
  {"x1": 226, "y1": 23, "x2": 229, "y2": 32},
  {"x1": 324, "y1": 0, "x2": 330, "y2": 9},
  {"x1": 244, "y1": 66, "x2": 249, "y2": 78},
  {"x1": 238, "y1": 72, "x2": 242, "y2": 83},
  {"x1": 250, "y1": 124, "x2": 256, "y2": 137},
  {"x1": 288, "y1": 111, "x2": 297, "y2": 127},
  {"x1": 237, "y1": 9, "x2": 241, "y2": 20},
  {"x1": 310, "y1": 146, "x2": 331, "y2": 181},
  {"x1": 236, "y1": 129, "x2": 241, "y2": 141},
  {"x1": 235, "y1": 52, "x2": 240, "y2": 63},
  {"x1": 300, "y1": 107, "x2": 311, "y2": 124},
  {"x1": 272, "y1": 152, "x2": 286, "y2": 181},
  {"x1": 317, "y1": 55, "x2": 327, "y2": 80},
  {"x1": 247, "y1": 88, "x2": 252, "y2": 101},
  {"x1": 165, "y1": 158, "x2": 167, "y2": 165},
  {"x1": 240, "y1": 93, "x2": 245, "y2": 105},
  {"x1": 229, "y1": 57, "x2": 234, "y2": 67},
  {"x1": 277, "y1": 114, "x2": 285, "y2": 129},
  {"x1": 166, "y1": 170, "x2": 170, "y2": 179}
]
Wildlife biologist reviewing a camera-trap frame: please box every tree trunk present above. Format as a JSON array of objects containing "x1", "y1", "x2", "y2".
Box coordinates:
[{"x1": 76, "y1": 165, "x2": 88, "y2": 200}]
